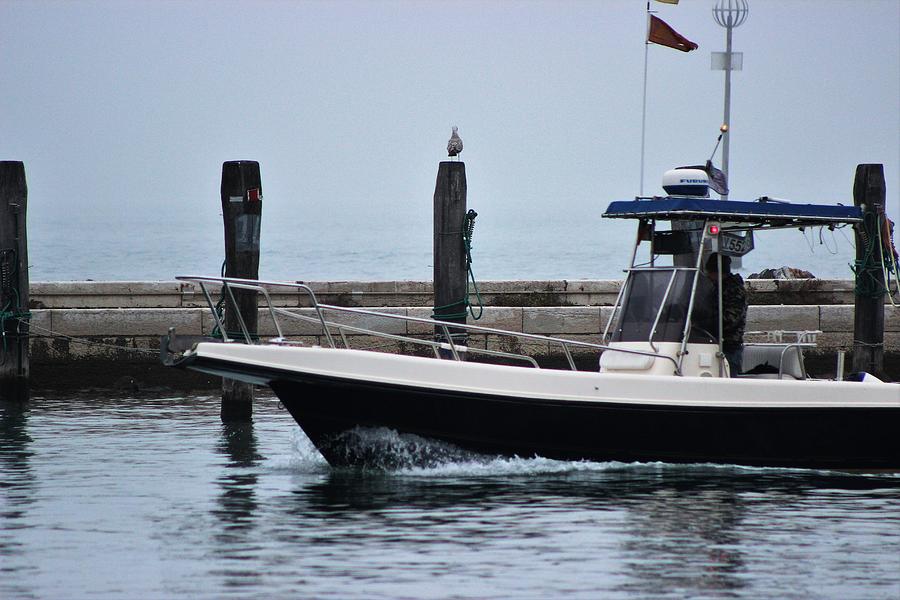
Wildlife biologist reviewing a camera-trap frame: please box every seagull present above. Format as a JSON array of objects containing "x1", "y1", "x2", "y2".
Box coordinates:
[{"x1": 447, "y1": 126, "x2": 463, "y2": 158}]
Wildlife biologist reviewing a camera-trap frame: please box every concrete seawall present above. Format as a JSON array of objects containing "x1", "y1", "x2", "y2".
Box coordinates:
[{"x1": 27, "y1": 280, "x2": 898, "y2": 369}]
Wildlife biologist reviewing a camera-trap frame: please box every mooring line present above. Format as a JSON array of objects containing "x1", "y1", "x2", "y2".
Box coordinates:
[{"x1": 17, "y1": 318, "x2": 159, "y2": 356}]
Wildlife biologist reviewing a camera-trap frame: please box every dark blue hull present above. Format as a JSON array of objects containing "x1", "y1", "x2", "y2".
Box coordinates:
[{"x1": 268, "y1": 373, "x2": 900, "y2": 470}]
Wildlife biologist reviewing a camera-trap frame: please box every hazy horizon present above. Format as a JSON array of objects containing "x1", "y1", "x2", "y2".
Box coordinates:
[{"x1": 2, "y1": 0, "x2": 897, "y2": 280}]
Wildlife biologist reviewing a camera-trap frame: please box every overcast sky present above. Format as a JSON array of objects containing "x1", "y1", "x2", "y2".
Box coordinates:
[{"x1": 2, "y1": 0, "x2": 898, "y2": 279}]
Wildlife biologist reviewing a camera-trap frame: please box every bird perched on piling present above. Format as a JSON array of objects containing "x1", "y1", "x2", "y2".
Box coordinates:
[{"x1": 447, "y1": 126, "x2": 463, "y2": 159}]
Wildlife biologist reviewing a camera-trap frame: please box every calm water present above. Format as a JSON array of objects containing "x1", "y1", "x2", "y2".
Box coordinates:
[
  {"x1": 28, "y1": 209, "x2": 861, "y2": 282},
  {"x1": 2, "y1": 392, "x2": 899, "y2": 600}
]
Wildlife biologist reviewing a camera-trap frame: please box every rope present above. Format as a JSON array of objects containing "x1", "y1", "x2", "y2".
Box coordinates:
[
  {"x1": 210, "y1": 260, "x2": 228, "y2": 339},
  {"x1": 851, "y1": 211, "x2": 896, "y2": 300},
  {"x1": 432, "y1": 209, "x2": 483, "y2": 322},
  {"x1": 852, "y1": 339, "x2": 884, "y2": 348},
  {"x1": 208, "y1": 260, "x2": 261, "y2": 342},
  {"x1": 877, "y1": 214, "x2": 899, "y2": 307},
  {"x1": 463, "y1": 209, "x2": 484, "y2": 320},
  {"x1": 818, "y1": 225, "x2": 839, "y2": 255},
  {"x1": 0, "y1": 307, "x2": 30, "y2": 367},
  {"x1": 0, "y1": 246, "x2": 28, "y2": 357},
  {"x1": 0, "y1": 244, "x2": 160, "y2": 358},
  {"x1": 14, "y1": 317, "x2": 159, "y2": 356},
  {"x1": 801, "y1": 227, "x2": 816, "y2": 253}
]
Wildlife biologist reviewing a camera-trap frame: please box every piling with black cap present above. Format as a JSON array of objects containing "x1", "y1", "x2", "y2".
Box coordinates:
[
  {"x1": 220, "y1": 160, "x2": 262, "y2": 421},
  {"x1": 432, "y1": 161, "x2": 468, "y2": 350},
  {"x1": 0, "y1": 162, "x2": 29, "y2": 402},
  {"x1": 851, "y1": 163, "x2": 886, "y2": 376}
]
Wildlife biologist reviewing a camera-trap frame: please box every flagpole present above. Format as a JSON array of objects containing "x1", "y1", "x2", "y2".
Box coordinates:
[
  {"x1": 639, "y1": 2, "x2": 651, "y2": 197},
  {"x1": 641, "y1": 2, "x2": 698, "y2": 197}
]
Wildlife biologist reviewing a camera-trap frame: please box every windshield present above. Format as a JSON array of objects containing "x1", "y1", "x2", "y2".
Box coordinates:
[{"x1": 610, "y1": 269, "x2": 699, "y2": 343}]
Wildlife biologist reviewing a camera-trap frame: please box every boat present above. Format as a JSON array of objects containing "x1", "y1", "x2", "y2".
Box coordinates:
[{"x1": 165, "y1": 171, "x2": 900, "y2": 470}]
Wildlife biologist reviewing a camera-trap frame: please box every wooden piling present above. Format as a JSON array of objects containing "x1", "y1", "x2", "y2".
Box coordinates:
[
  {"x1": 220, "y1": 160, "x2": 262, "y2": 421},
  {"x1": 433, "y1": 161, "x2": 468, "y2": 348},
  {"x1": 851, "y1": 164, "x2": 886, "y2": 376},
  {"x1": 0, "y1": 162, "x2": 29, "y2": 401}
]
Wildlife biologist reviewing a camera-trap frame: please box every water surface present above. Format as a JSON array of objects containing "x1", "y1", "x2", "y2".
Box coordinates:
[
  {"x1": 29, "y1": 210, "x2": 861, "y2": 282},
  {"x1": 2, "y1": 393, "x2": 898, "y2": 599}
]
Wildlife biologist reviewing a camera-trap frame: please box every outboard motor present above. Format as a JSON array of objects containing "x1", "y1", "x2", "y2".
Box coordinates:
[{"x1": 662, "y1": 168, "x2": 709, "y2": 197}]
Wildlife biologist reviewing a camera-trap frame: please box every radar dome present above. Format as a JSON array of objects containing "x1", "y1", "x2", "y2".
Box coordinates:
[{"x1": 662, "y1": 168, "x2": 709, "y2": 197}]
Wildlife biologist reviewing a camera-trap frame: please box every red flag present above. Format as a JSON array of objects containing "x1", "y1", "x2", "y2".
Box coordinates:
[{"x1": 648, "y1": 15, "x2": 698, "y2": 52}]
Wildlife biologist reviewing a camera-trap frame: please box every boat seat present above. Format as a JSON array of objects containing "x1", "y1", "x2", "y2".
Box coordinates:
[
  {"x1": 742, "y1": 344, "x2": 806, "y2": 379},
  {"x1": 599, "y1": 349, "x2": 656, "y2": 371}
]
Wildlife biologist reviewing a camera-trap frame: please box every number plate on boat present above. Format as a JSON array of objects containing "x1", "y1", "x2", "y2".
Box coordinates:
[{"x1": 718, "y1": 230, "x2": 754, "y2": 256}]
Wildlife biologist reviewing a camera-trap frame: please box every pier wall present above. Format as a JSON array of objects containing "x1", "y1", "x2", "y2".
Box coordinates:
[{"x1": 26, "y1": 280, "x2": 899, "y2": 368}]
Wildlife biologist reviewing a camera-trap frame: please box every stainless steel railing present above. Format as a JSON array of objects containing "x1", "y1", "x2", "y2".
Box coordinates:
[{"x1": 176, "y1": 275, "x2": 681, "y2": 372}]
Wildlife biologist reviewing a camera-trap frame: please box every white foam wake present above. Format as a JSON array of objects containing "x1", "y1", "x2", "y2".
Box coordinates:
[{"x1": 316, "y1": 426, "x2": 637, "y2": 475}]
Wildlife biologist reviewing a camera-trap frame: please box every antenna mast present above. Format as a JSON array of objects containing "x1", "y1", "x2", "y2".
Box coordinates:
[{"x1": 712, "y1": 0, "x2": 749, "y2": 200}]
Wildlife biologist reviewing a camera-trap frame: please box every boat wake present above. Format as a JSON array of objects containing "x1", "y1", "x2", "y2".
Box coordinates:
[
  {"x1": 278, "y1": 426, "x2": 900, "y2": 482},
  {"x1": 321, "y1": 426, "x2": 491, "y2": 471},
  {"x1": 308, "y1": 425, "x2": 641, "y2": 475}
]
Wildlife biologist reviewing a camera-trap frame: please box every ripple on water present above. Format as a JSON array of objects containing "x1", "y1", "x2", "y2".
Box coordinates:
[{"x1": 1, "y1": 393, "x2": 898, "y2": 600}]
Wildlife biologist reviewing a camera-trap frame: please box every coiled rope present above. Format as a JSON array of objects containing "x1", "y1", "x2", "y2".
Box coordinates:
[
  {"x1": 852, "y1": 211, "x2": 899, "y2": 305},
  {"x1": 0, "y1": 244, "x2": 166, "y2": 357},
  {"x1": 431, "y1": 209, "x2": 484, "y2": 321},
  {"x1": 0, "y1": 249, "x2": 30, "y2": 362},
  {"x1": 879, "y1": 214, "x2": 900, "y2": 307}
]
